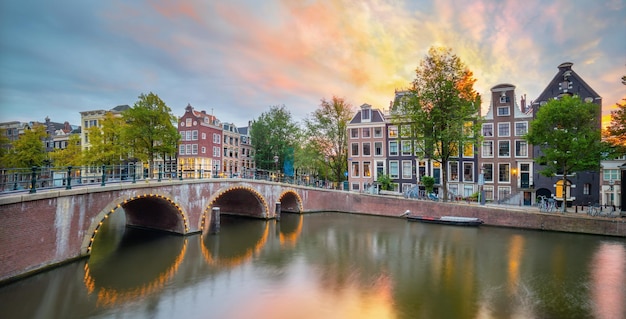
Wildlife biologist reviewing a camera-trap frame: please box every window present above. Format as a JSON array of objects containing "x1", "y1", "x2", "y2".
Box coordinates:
[
  {"x1": 604, "y1": 169, "x2": 619, "y2": 181},
  {"x1": 463, "y1": 143, "x2": 473, "y2": 157},
  {"x1": 401, "y1": 140, "x2": 412, "y2": 156},
  {"x1": 498, "y1": 123, "x2": 510, "y2": 137},
  {"x1": 192, "y1": 130, "x2": 198, "y2": 141},
  {"x1": 389, "y1": 161, "x2": 399, "y2": 178},
  {"x1": 374, "y1": 127, "x2": 383, "y2": 138},
  {"x1": 351, "y1": 128, "x2": 359, "y2": 138},
  {"x1": 498, "y1": 187, "x2": 511, "y2": 200},
  {"x1": 180, "y1": 131, "x2": 186, "y2": 141},
  {"x1": 515, "y1": 122, "x2": 528, "y2": 136},
  {"x1": 186, "y1": 118, "x2": 192, "y2": 126},
  {"x1": 213, "y1": 146, "x2": 220, "y2": 157},
  {"x1": 192, "y1": 144, "x2": 198, "y2": 154},
  {"x1": 449, "y1": 161, "x2": 459, "y2": 181},
  {"x1": 482, "y1": 141, "x2": 494, "y2": 157},
  {"x1": 362, "y1": 128, "x2": 370, "y2": 138},
  {"x1": 484, "y1": 186, "x2": 494, "y2": 200},
  {"x1": 497, "y1": 106, "x2": 510, "y2": 116},
  {"x1": 201, "y1": 147, "x2": 206, "y2": 154},
  {"x1": 376, "y1": 161, "x2": 385, "y2": 177},
  {"x1": 400, "y1": 125, "x2": 410, "y2": 137},
  {"x1": 583, "y1": 183, "x2": 590, "y2": 195},
  {"x1": 186, "y1": 131, "x2": 192, "y2": 141},
  {"x1": 186, "y1": 144, "x2": 192, "y2": 155},
  {"x1": 351, "y1": 162, "x2": 360, "y2": 177},
  {"x1": 351, "y1": 143, "x2": 359, "y2": 156},
  {"x1": 202, "y1": 133, "x2": 206, "y2": 140},
  {"x1": 515, "y1": 140, "x2": 528, "y2": 157},
  {"x1": 213, "y1": 133, "x2": 220, "y2": 144},
  {"x1": 463, "y1": 162, "x2": 474, "y2": 182},
  {"x1": 483, "y1": 163, "x2": 493, "y2": 182},
  {"x1": 362, "y1": 109, "x2": 371, "y2": 121},
  {"x1": 352, "y1": 183, "x2": 360, "y2": 191},
  {"x1": 388, "y1": 126, "x2": 398, "y2": 138},
  {"x1": 402, "y1": 160, "x2": 412, "y2": 179},
  {"x1": 362, "y1": 143, "x2": 371, "y2": 156},
  {"x1": 482, "y1": 123, "x2": 493, "y2": 137},
  {"x1": 374, "y1": 142, "x2": 383, "y2": 156},
  {"x1": 498, "y1": 163, "x2": 510, "y2": 182},
  {"x1": 498, "y1": 141, "x2": 510, "y2": 157},
  {"x1": 179, "y1": 144, "x2": 185, "y2": 155},
  {"x1": 363, "y1": 162, "x2": 371, "y2": 177},
  {"x1": 389, "y1": 141, "x2": 398, "y2": 156}
]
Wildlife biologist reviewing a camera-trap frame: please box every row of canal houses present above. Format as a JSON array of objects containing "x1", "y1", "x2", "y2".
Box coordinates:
[{"x1": 347, "y1": 62, "x2": 619, "y2": 208}]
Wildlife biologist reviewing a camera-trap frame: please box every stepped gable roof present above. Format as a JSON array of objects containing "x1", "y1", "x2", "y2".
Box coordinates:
[{"x1": 532, "y1": 62, "x2": 602, "y2": 106}]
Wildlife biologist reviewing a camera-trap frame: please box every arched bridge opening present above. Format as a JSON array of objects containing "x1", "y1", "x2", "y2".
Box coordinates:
[
  {"x1": 278, "y1": 190, "x2": 303, "y2": 213},
  {"x1": 84, "y1": 194, "x2": 189, "y2": 255},
  {"x1": 207, "y1": 186, "x2": 269, "y2": 219}
]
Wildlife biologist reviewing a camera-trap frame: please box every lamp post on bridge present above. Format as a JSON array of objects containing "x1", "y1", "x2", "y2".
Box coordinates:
[{"x1": 274, "y1": 155, "x2": 279, "y2": 182}]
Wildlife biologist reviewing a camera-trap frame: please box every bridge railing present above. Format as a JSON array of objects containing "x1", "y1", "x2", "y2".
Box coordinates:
[{"x1": 0, "y1": 165, "x2": 339, "y2": 195}]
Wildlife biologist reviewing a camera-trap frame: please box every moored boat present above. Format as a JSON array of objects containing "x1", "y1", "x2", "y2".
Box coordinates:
[{"x1": 407, "y1": 215, "x2": 484, "y2": 226}]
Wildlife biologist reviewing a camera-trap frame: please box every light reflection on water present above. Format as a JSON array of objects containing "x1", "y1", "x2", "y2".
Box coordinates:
[
  {"x1": 0, "y1": 212, "x2": 624, "y2": 319},
  {"x1": 591, "y1": 242, "x2": 625, "y2": 319}
]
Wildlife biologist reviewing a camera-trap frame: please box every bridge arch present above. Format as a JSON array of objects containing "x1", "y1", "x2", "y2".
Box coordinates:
[
  {"x1": 200, "y1": 185, "x2": 270, "y2": 232},
  {"x1": 82, "y1": 192, "x2": 190, "y2": 255},
  {"x1": 278, "y1": 189, "x2": 303, "y2": 213}
]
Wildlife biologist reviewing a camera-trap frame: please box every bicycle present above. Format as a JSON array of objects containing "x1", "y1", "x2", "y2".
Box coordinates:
[{"x1": 587, "y1": 202, "x2": 600, "y2": 217}]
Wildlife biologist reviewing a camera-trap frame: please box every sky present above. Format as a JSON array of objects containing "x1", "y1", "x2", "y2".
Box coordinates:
[{"x1": 0, "y1": 0, "x2": 625, "y2": 128}]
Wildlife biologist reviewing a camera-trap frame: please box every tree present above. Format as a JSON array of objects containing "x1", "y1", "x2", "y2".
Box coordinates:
[
  {"x1": 0, "y1": 124, "x2": 47, "y2": 168},
  {"x1": 250, "y1": 105, "x2": 300, "y2": 173},
  {"x1": 604, "y1": 75, "x2": 626, "y2": 154},
  {"x1": 123, "y1": 92, "x2": 179, "y2": 177},
  {"x1": 83, "y1": 112, "x2": 128, "y2": 166},
  {"x1": 525, "y1": 95, "x2": 604, "y2": 212},
  {"x1": 304, "y1": 96, "x2": 353, "y2": 185},
  {"x1": 49, "y1": 134, "x2": 83, "y2": 167},
  {"x1": 377, "y1": 174, "x2": 392, "y2": 191},
  {"x1": 396, "y1": 47, "x2": 482, "y2": 201}
]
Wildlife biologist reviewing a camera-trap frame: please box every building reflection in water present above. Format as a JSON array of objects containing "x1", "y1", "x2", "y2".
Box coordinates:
[{"x1": 591, "y1": 241, "x2": 625, "y2": 319}]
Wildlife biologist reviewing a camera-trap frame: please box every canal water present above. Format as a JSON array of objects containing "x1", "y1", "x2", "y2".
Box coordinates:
[{"x1": 1, "y1": 212, "x2": 625, "y2": 319}]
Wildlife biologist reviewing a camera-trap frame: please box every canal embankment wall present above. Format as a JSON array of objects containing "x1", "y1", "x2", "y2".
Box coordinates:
[{"x1": 301, "y1": 189, "x2": 626, "y2": 237}]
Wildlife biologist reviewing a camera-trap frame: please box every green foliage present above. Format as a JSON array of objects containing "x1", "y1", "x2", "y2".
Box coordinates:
[
  {"x1": 396, "y1": 47, "x2": 482, "y2": 200},
  {"x1": 123, "y1": 92, "x2": 179, "y2": 173},
  {"x1": 604, "y1": 97, "x2": 626, "y2": 155},
  {"x1": 49, "y1": 134, "x2": 83, "y2": 167},
  {"x1": 377, "y1": 174, "x2": 393, "y2": 191},
  {"x1": 303, "y1": 96, "x2": 353, "y2": 183},
  {"x1": 421, "y1": 176, "x2": 435, "y2": 193},
  {"x1": 251, "y1": 105, "x2": 301, "y2": 171},
  {"x1": 525, "y1": 95, "x2": 603, "y2": 178},
  {"x1": 83, "y1": 112, "x2": 128, "y2": 166},
  {"x1": 0, "y1": 124, "x2": 47, "y2": 168}
]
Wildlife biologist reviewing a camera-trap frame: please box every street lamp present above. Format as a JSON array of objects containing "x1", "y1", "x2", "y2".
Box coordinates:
[{"x1": 274, "y1": 155, "x2": 279, "y2": 182}]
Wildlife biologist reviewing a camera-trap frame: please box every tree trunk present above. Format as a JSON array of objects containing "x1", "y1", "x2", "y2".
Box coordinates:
[{"x1": 441, "y1": 160, "x2": 448, "y2": 201}]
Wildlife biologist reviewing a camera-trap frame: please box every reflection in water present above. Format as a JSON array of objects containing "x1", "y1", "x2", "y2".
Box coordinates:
[
  {"x1": 201, "y1": 216, "x2": 269, "y2": 267},
  {"x1": 1, "y1": 213, "x2": 625, "y2": 319},
  {"x1": 279, "y1": 213, "x2": 303, "y2": 247},
  {"x1": 591, "y1": 242, "x2": 625, "y2": 319},
  {"x1": 84, "y1": 227, "x2": 187, "y2": 307},
  {"x1": 507, "y1": 234, "x2": 524, "y2": 294}
]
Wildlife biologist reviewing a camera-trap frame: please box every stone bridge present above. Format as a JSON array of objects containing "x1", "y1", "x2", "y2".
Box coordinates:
[
  {"x1": 1, "y1": 178, "x2": 625, "y2": 283},
  {"x1": 0, "y1": 178, "x2": 411, "y2": 282}
]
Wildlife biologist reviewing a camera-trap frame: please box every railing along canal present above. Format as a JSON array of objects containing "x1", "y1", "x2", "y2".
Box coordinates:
[{"x1": 0, "y1": 165, "x2": 334, "y2": 195}]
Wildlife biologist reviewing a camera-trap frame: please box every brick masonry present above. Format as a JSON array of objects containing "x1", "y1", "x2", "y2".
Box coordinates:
[{"x1": 1, "y1": 180, "x2": 624, "y2": 283}]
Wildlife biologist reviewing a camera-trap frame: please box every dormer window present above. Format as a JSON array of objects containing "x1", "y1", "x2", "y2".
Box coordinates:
[
  {"x1": 362, "y1": 109, "x2": 371, "y2": 122},
  {"x1": 499, "y1": 95, "x2": 510, "y2": 103}
]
